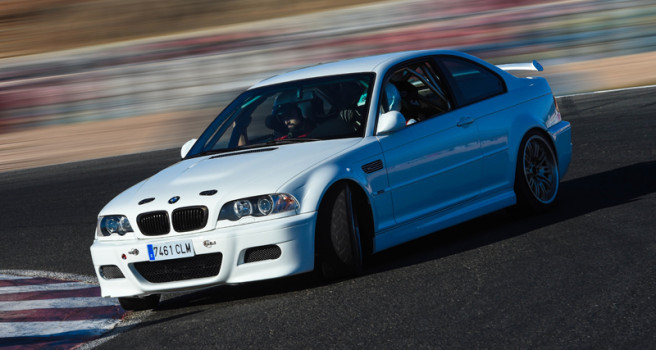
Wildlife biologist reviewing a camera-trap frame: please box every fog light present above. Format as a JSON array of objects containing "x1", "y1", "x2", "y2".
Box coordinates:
[{"x1": 100, "y1": 265, "x2": 125, "y2": 279}]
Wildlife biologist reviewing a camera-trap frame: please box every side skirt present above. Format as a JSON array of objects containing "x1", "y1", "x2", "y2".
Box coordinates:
[{"x1": 373, "y1": 190, "x2": 516, "y2": 253}]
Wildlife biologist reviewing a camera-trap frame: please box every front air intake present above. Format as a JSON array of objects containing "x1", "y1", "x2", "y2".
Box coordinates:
[
  {"x1": 244, "y1": 245, "x2": 282, "y2": 263},
  {"x1": 100, "y1": 265, "x2": 125, "y2": 279},
  {"x1": 132, "y1": 253, "x2": 223, "y2": 283}
]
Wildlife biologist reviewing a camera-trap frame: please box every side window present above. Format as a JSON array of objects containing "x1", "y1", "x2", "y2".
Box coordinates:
[
  {"x1": 382, "y1": 60, "x2": 453, "y2": 124},
  {"x1": 437, "y1": 57, "x2": 506, "y2": 106}
]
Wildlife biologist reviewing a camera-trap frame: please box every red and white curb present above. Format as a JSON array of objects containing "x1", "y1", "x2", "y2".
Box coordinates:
[{"x1": 0, "y1": 271, "x2": 125, "y2": 349}]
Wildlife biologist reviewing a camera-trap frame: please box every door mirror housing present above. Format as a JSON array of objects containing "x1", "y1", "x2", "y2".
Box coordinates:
[
  {"x1": 180, "y1": 139, "x2": 197, "y2": 159},
  {"x1": 376, "y1": 111, "x2": 406, "y2": 135}
]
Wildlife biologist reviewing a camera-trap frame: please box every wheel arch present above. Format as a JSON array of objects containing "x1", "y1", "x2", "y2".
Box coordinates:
[
  {"x1": 506, "y1": 93, "x2": 560, "y2": 167},
  {"x1": 316, "y1": 179, "x2": 375, "y2": 257},
  {"x1": 519, "y1": 127, "x2": 559, "y2": 163}
]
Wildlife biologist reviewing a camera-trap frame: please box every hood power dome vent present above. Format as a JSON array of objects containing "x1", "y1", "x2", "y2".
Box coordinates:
[{"x1": 138, "y1": 198, "x2": 155, "y2": 205}]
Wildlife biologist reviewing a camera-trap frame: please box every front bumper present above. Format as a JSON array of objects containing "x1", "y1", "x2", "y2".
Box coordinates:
[{"x1": 90, "y1": 212, "x2": 317, "y2": 298}]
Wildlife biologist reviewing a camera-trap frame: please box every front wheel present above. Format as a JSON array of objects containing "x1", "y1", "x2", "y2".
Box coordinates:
[
  {"x1": 118, "y1": 294, "x2": 160, "y2": 311},
  {"x1": 514, "y1": 131, "x2": 560, "y2": 213},
  {"x1": 316, "y1": 183, "x2": 363, "y2": 281}
]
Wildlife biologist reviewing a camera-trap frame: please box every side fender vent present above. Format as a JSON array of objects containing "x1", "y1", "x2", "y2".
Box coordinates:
[{"x1": 362, "y1": 160, "x2": 384, "y2": 174}]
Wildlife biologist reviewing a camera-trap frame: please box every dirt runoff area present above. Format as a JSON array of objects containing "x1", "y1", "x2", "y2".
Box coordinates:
[{"x1": 0, "y1": 108, "x2": 214, "y2": 173}]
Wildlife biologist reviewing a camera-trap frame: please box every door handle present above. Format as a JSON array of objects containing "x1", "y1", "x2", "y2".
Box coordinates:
[{"x1": 457, "y1": 116, "x2": 474, "y2": 127}]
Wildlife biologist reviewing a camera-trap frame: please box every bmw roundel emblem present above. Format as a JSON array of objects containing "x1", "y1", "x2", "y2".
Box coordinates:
[{"x1": 168, "y1": 196, "x2": 180, "y2": 204}]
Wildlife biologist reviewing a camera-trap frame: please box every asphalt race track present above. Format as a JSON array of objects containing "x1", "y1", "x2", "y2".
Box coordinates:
[{"x1": 1, "y1": 86, "x2": 654, "y2": 348}]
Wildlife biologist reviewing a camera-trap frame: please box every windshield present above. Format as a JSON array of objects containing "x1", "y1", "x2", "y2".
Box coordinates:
[{"x1": 186, "y1": 73, "x2": 374, "y2": 158}]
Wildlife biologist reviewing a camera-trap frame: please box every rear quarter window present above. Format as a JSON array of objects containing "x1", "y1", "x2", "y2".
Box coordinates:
[{"x1": 439, "y1": 57, "x2": 506, "y2": 106}]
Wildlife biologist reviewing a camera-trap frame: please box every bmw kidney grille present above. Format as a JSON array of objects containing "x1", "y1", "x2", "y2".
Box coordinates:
[{"x1": 137, "y1": 206, "x2": 208, "y2": 235}]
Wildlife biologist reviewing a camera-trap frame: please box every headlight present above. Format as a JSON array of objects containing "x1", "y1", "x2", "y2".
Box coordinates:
[
  {"x1": 219, "y1": 194, "x2": 299, "y2": 221},
  {"x1": 97, "y1": 215, "x2": 134, "y2": 237}
]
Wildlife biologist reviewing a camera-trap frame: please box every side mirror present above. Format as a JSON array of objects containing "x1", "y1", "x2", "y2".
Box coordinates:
[
  {"x1": 376, "y1": 111, "x2": 406, "y2": 135},
  {"x1": 180, "y1": 138, "x2": 197, "y2": 159}
]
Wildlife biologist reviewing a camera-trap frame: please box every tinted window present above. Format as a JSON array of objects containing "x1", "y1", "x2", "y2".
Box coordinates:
[
  {"x1": 438, "y1": 57, "x2": 506, "y2": 106},
  {"x1": 381, "y1": 60, "x2": 452, "y2": 125},
  {"x1": 186, "y1": 73, "x2": 374, "y2": 158}
]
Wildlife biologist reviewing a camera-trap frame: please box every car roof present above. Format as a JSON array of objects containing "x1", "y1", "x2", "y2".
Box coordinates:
[{"x1": 249, "y1": 49, "x2": 464, "y2": 89}]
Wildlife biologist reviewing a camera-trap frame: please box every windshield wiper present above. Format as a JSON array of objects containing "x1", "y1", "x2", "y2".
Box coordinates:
[
  {"x1": 228, "y1": 138, "x2": 320, "y2": 150},
  {"x1": 189, "y1": 148, "x2": 241, "y2": 158},
  {"x1": 189, "y1": 138, "x2": 321, "y2": 159},
  {"x1": 263, "y1": 138, "x2": 321, "y2": 145}
]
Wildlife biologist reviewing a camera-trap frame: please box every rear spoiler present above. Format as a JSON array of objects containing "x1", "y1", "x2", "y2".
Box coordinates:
[{"x1": 497, "y1": 60, "x2": 544, "y2": 72}]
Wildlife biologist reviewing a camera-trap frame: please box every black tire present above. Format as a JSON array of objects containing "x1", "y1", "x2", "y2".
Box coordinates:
[
  {"x1": 514, "y1": 130, "x2": 560, "y2": 213},
  {"x1": 118, "y1": 294, "x2": 160, "y2": 311},
  {"x1": 316, "y1": 183, "x2": 363, "y2": 280}
]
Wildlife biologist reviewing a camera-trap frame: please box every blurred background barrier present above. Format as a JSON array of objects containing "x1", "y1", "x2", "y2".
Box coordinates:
[{"x1": 1, "y1": 0, "x2": 655, "y2": 172}]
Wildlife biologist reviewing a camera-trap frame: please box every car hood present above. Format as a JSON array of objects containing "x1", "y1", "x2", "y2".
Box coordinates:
[{"x1": 102, "y1": 139, "x2": 360, "y2": 215}]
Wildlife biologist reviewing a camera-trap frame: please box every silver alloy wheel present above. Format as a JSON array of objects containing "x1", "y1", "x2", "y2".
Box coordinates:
[{"x1": 522, "y1": 135, "x2": 558, "y2": 204}]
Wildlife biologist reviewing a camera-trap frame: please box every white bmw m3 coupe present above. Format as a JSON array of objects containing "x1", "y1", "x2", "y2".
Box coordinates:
[{"x1": 90, "y1": 49, "x2": 572, "y2": 310}]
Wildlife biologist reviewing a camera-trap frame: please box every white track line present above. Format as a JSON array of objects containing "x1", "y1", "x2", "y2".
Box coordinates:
[
  {"x1": 0, "y1": 270, "x2": 125, "y2": 349},
  {"x1": 558, "y1": 84, "x2": 656, "y2": 98},
  {"x1": 0, "y1": 275, "x2": 32, "y2": 280},
  {"x1": 0, "y1": 319, "x2": 118, "y2": 337},
  {"x1": 0, "y1": 297, "x2": 118, "y2": 311},
  {"x1": 0, "y1": 282, "x2": 97, "y2": 295}
]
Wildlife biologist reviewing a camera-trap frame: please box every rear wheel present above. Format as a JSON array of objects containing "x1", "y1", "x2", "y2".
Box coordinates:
[
  {"x1": 316, "y1": 183, "x2": 363, "y2": 280},
  {"x1": 118, "y1": 294, "x2": 160, "y2": 311},
  {"x1": 514, "y1": 131, "x2": 559, "y2": 212}
]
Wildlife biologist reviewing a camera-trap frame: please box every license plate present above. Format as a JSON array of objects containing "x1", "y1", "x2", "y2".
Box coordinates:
[{"x1": 147, "y1": 240, "x2": 195, "y2": 261}]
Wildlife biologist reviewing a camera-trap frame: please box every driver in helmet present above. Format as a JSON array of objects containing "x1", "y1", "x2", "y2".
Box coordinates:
[
  {"x1": 266, "y1": 90, "x2": 314, "y2": 140},
  {"x1": 275, "y1": 102, "x2": 312, "y2": 139}
]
